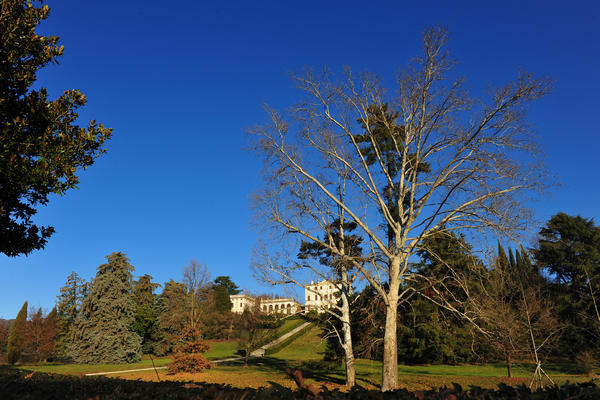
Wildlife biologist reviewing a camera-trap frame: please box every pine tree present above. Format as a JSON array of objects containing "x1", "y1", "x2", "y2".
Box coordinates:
[
  {"x1": 68, "y1": 252, "x2": 141, "y2": 363},
  {"x1": 7, "y1": 301, "x2": 27, "y2": 364},
  {"x1": 213, "y1": 276, "x2": 241, "y2": 296}
]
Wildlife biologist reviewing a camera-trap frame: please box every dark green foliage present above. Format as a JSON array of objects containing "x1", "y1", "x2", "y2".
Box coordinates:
[
  {"x1": 57, "y1": 272, "x2": 85, "y2": 328},
  {"x1": 214, "y1": 276, "x2": 241, "y2": 295},
  {"x1": 0, "y1": 0, "x2": 111, "y2": 256},
  {"x1": 3, "y1": 367, "x2": 600, "y2": 400},
  {"x1": 349, "y1": 285, "x2": 385, "y2": 361},
  {"x1": 151, "y1": 279, "x2": 188, "y2": 355},
  {"x1": 298, "y1": 219, "x2": 363, "y2": 269},
  {"x1": 397, "y1": 297, "x2": 476, "y2": 365},
  {"x1": 533, "y1": 213, "x2": 600, "y2": 356},
  {"x1": 55, "y1": 271, "x2": 85, "y2": 358},
  {"x1": 399, "y1": 231, "x2": 483, "y2": 364},
  {"x1": 213, "y1": 284, "x2": 233, "y2": 313},
  {"x1": 132, "y1": 274, "x2": 159, "y2": 353},
  {"x1": 212, "y1": 276, "x2": 240, "y2": 314},
  {"x1": 7, "y1": 301, "x2": 27, "y2": 364},
  {"x1": 354, "y1": 104, "x2": 430, "y2": 249},
  {"x1": 68, "y1": 253, "x2": 141, "y2": 363}
]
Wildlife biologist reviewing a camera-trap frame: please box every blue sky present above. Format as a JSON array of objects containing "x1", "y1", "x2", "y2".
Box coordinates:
[{"x1": 1, "y1": 0, "x2": 598, "y2": 318}]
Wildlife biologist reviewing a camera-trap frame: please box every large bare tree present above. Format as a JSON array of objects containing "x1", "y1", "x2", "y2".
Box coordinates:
[
  {"x1": 182, "y1": 260, "x2": 211, "y2": 331},
  {"x1": 250, "y1": 28, "x2": 549, "y2": 391}
]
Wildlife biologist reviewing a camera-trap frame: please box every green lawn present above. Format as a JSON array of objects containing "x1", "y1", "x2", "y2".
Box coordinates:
[
  {"x1": 16, "y1": 324, "x2": 591, "y2": 391},
  {"x1": 270, "y1": 325, "x2": 325, "y2": 362},
  {"x1": 18, "y1": 356, "x2": 172, "y2": 375},
  {"x1": 275, "y1": 317, "x2": 306, "y2": 337},
  {"x1": 19, "y1": 340, "x2": 241, "y2": 375},
  {"x1": 204, "y1": 340, "x2": 240, "y2": 360}
]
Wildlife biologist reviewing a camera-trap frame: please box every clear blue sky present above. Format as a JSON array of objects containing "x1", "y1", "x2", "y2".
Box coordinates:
[{"x1": 1, "y1": 0, "x2": 598, "y2": 318}]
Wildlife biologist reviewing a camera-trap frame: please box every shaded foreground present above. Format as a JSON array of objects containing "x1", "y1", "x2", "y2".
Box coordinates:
[{"x1": 3, "y1": 367, "x2": 600, "y2": 400}]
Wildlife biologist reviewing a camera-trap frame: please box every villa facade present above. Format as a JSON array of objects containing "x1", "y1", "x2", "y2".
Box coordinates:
[
  {"x1": 230, "y1": 294, "x2": 301, "y2": 315},
  {"x1": 230, "y1": 279, "x2": 339, "y2": 314},
  {"x1": 304, "y1": 280, "x2": 340, "y2": 312}
]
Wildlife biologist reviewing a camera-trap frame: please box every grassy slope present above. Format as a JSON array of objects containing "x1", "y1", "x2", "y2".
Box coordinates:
[{"x1": 270, "y1": 325, "x2": 324, "y2": 362}]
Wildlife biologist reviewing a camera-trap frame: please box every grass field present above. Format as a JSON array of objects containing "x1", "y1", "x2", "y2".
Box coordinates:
[
  {"x1": 17, "y1": 324, "x2": 594, "y2": 391},
  {"x1": 204, "y1": 339, "x2": 240, "y2": 359}
]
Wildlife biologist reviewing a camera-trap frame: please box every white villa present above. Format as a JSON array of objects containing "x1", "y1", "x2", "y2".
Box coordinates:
[
  {"x1": 304, "y1": 280, "x2": 340, "y2": 312},
  {"x1": 229, "y1": 294, "x2": 256, "y2": 313},
  {"x1": 230, "y1": 294, "x2": 301, "y2": 315},
  {"x1": 230, "y1": 279, "x2": 339, "y2": 314}
]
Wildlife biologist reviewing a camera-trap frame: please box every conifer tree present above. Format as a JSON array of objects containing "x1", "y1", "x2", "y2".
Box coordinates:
[
  {"x1": 7, "y1": 301, "x2": 27, "y2": 364},
  {"x1": 133, "y1": 274, "x2": 159, "y2": 353},
  {"x1": 56, "y1": 271, "x2": 85, "y2": 357},
  {"x1": 0, "y1": 322, "x2": 8, "y2": 354},
  {"x1": 151, "y1": 279, "x2": 188, "y2": 355},
  {"x1": 23, "y1": 307, "x2": 57, "y2": 362},
  {"x1": 68, "y1": 252, "x2": 141, "y2": 363}
]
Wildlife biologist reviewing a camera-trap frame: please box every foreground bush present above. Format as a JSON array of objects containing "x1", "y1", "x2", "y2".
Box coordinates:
[
  {"x1": 167, "y1": 327, "x2": 211, "y2": 373},
  {"x1": 2, "y1": 367, "x2": 600, "y2": 400}
]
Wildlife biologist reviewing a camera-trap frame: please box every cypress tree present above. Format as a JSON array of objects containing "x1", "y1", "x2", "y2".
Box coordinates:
[
  {"x1": 68, "y1": 252, "x2": 141, "y2": 363},
  {"x1": 7, "y1": 301, "x2": 27, "y2": 364}
]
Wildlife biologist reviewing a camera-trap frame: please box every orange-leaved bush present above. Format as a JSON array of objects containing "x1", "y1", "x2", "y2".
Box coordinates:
[{"x1": 167, "y1": 326, "x2": 211, "y2": 373}]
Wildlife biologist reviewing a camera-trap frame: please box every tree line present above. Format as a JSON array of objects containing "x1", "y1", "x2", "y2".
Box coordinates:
[
  {"x1": 311, "y1": 212, "x2": 600, "y2": 385},
  {"x1": 0, "y1": 254, "x2": 246, "y2": 365}
]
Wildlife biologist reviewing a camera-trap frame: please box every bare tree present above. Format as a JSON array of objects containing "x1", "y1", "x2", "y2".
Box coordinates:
[
  {"x1": 254, "y1": 213, "x2": 362, "y2": 387},
  {"x1": 520, "y1": 284, "x2": 560, "y2": 389},
  {"x1": 182, "y1": 260, "x2": 211, "y2": 331},
  {"x1": 250, "y1": 27, "x2": 549, "y2": 391},
  {"x1": 466, "y1": 252, "x2": 560, "y2": 380},
  {"x1": 237, "y1": 299, "x2": 277, "y2": 367}
]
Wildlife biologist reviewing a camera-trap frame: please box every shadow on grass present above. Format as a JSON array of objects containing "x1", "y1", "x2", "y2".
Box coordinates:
[{"x1": 218, "y1": 356, "x2": 362, "y2": 388}]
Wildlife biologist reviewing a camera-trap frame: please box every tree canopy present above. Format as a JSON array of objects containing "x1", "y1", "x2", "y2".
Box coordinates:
[
  {"x1": 0, "y1": 0, "x2": 111, "y2": 256},
  {"x1": 68, "y1": 252, "x2": 141, "y2": 363}
]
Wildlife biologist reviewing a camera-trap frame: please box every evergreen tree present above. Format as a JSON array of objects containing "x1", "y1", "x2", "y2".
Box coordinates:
[
  {"x1": 212, "y1": 276, "x2": 240, "y2": 314},
  {"x1": 68, "y1": 252, "x2": 141, "y2": 363},
  {"x1": 7, "y1": 301, "x2": 27, "y2": 364},
  {"x1": 213, "y1": 276, "x2": 241, "y2": 295},
  {"x1": 57, "y1": 272, "x2": 85, "y2": 326},
  {"x1": 533, "y1": 213, "x2": 600, "y2": 356},
  {"x1": 213, "y1": 285, "x2": 233, "y2": 314},
  {"x1": 401, "y1": 231, "x2": 482, "y2": 364},
  {"x1": 0, "y1": 321, "x2": 9, "y2": 354},
  {"x1": 151, "y1": 279, "x2": 188, "y2": 355},
  {"x1": 132, "y1": 274, "x2": 159, "y2": 353},
  {"x1": 56, "y1": 271, "x2": 85, "y2": 358}
]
